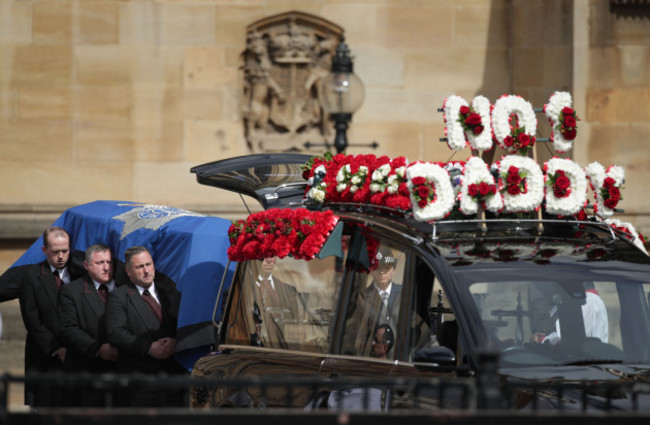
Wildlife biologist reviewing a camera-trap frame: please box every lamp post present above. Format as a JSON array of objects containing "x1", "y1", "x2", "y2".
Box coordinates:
[{"x1": 318, "y1": 37, "x2": 365, "y2": 154}]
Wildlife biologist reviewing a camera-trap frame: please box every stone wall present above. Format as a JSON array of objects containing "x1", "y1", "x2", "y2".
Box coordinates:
[{"x1": 0, "y1": 0, "x2": 648, "y2": 238}]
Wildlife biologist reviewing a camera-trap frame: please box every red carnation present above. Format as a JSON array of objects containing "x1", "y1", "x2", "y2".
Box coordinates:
[
  {"x1": 472, "y1": 125, "x2": 484, "y2": 135},
  {"x1": 417, "y1": 185, "x2": 429, "y2": 199},
  {"x1": 468, "y1": 184, "x2": 478, "y2": 197},
  {"x1": 507, "y1": 173, "x2": 521, "y2": 185},
  {"x1": 507, "y1": 185, "x2": 522, "y2": 195},
  {"x1": 517, "y1": 133, "x2": 531, "y2": 147},
  {"x1": 504, "y1": 136, "x2": 514, "y2": 147},
  {"x1": 562, "y1": 107, "x2": 574, "y2": 115},
  {"x1": 459, "y1": 105, "x2": 470, "y2": 115},
  {"x1": 604, "y1": 198, "x2": 619, "y2": 209},
  {"x1": 604, "y1": 177, "x2": 616, "y2": 187},
  {"x1": 417, "y1": 199, "x2": 428, "y2": 208}
]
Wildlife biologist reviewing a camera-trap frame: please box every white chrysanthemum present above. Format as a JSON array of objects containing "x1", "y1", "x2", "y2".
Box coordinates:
[
  {"x1": 308, "y1": 187, "x2": 326, "y2": 203},
  {"x1": 370, "y1": 183, "x2": 382, "y2": 192},
  {"x1": 443, "y1": 95, "x2": 470, "y2": 151},
  {"x1": 492, "y1": 95, "x2": 537, "y2": 153},
  {"x1": 544, "y1": 158, "x2": 588, "y2": 216},
  {"x1": 544, "y1": 91, "x2": 575, "y2": 153},
  {"x1": 498, "y1": 155, "x2": 545, "y2": 213},
  {"x1": 406, "y1": 162, "x2": 455, "y2": 221},
  {"x1": 396, "y1": 166, "x2": 406, "y2": 178},
  {"x1": 459, "y1": 156, "x2": 503, "y2": 215}
]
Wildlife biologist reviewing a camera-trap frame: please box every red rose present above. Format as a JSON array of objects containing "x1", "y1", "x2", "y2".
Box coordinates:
[
  {"x1": 603, "y1": 177, "x2": 616, "y2": 187},
  {"x1": 507, "y1": 185, "x2": 522, "y2": 195},
  {"x1": 563, "y1": 115, "x2": 576, "y2": 128},
  {"x1": 417, "y1": 185, "x2": 429, "y2": 199},
  {"x1": 604, "y1": 198, "x2": 618, "y2": 209},
  {"x1": 411, "y1": 176, "x2": 426, "y2": 186},
  {"x1": 507, "y1": 172, "x2": 521, "y2": 185},
  {"x1": 562, "y1": 107, "x2": 574, "y2": 115},
  {"x1": 468, "y1": 184, "x2": 478, "y2": 197},
  {"x1": 555, "y1": 174, "x2": 570, "y2": 190},
  {"x1": 608, "y1": 186, "x2": 621, "y2": 201},
  {"x1": 518, "y1": 133, "x2": 530, "y2": 147},
  {"x1": 459, "y1": 105, "x2": 470, "y2": 115},
  {"x1": 417, "y1": 199, "x2": 428, "y2": 208},
  {"x1": 504, "y1": 136, "x2": 514, "y2": 147},
  {"x1": 465, "y1": 113, "x2": 482, "y2": 126},
  {"x1": 489, "y1": 185, "x2": 497, "y2": 195},
  {"x1": 563, "y1": 128, "x2": 577, "y2": 140},
  {"x1": 472, "y1": 125, "x2": 484, "y2": 135},
  {"x1": 478, "y1": 182, "x2": 490, "y2": 196}
]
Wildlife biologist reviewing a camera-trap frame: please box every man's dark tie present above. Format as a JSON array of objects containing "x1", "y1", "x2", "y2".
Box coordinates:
[
  {"x1": 53, "y1": 270, "x2": 62, "y2": 290},
  {"x1": 142, "y1": 289, "x2": 162, "y2": 322},
  {"x1": 98, "y1": 285, "x2": 109, "y2": 304}
]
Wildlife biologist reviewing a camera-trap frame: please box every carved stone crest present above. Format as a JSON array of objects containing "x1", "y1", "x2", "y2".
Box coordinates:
[{"x1": 242, "y1": 11, "x2": 343, "y2": 153}]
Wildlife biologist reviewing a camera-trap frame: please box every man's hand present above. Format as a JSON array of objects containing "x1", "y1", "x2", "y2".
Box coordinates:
[
  {"x1": 98, "y1": 343, "x2": 119, "y2": 362},
  {"x1": 54, "y1": 347, "x2": 67, "y2": 363},
  {"x1": 149, "y1": 338, "x2": 176, "y2": 359}
]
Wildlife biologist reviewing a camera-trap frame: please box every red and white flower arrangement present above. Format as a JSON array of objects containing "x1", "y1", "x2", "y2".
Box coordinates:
[
  {"x1": 585, "y1": 162, "x2": 625, "y2": 219},
  {"x1": 605, "y1": 218, "x2": 647, "y2": 254},
  {"x1": 544, "y1": 91, "x2": 579, "y2": 153},
  {"x1": 368, "y1": 156, "x2": 411, "y2": 209},
  {"x1": 443, "y1": 96, "x2": 493, "y2": 152},
  {"x1": 543, "y1": 158, "x2": 588, "y2": 216},
  {"x1": 406, "y1": 162, "x2": 455, "y2": 221},
  {"x1": 227, "y1": 208, "x2": 339, "y2": 261},
  {"x1": 492, "y1": 95, "x2": 537, "y2": 155},
  {"x1": 459, "y1": 156, "x2": 502, "y2": 215},
  {"x1": 497, "y1": 156, "x2": 545, "y2": 213}
]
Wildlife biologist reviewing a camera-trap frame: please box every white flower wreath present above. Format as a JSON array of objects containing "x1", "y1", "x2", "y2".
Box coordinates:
[
  {"x1": 442, "y1": 95, "x2": 470, "y2": 151},
  {"x1": 544, "y1": 158, "x2": 588, "y2": 216},
  {"x1": 492, "y1": 95, "x2": 537, "y2": 154},
  {"x1": 544, "y1": 91, "x2": 575, "y2": 154},
  {"x1": 498, "y1": 155, "x2": 545, "y2": 213},
  {"x1": 585, "y1": 162, "x2": 625, "y2": 219},
  {"x1": 406, "y1": 162, "x2": 456, "y2": 221},
  {"x1": 605, "y1": 218, "x2": 647, "y2": 254},
  {"x1": 459, "y1": 156, "x2": 503, "y2": 215}
]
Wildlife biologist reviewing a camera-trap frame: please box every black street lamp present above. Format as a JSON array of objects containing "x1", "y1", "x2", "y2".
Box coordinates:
[{"x1": 318, "y1": 37, "x2": 365, "y2": 154}]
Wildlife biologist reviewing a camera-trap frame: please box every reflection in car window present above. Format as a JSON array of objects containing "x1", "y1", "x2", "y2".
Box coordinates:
[
  {"x1": 225, "y1": 255, "x2": 342, "y2": 352},
  {"x1": 341, "y1": 240, "x2": 405, "y2": 359}
]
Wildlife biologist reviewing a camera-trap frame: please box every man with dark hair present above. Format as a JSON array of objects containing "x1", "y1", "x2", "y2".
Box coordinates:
[
  {"x1": 19, "y1": 226, "x2": 80, "y2": 407},
  {"x1": 58, "y1": 244, "x2": 119, "y2": 406},
  {"x1": 106, "y1": 246, "x2": 186, "y2": 406},
  {"x1": 370, "y1": 324, "x2": 394, "y2": 359}
]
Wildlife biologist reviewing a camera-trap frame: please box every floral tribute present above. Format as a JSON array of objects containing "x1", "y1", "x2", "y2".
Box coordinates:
[
  {"x1": 585, "y1": 162, "x2": 625, "y2": 219},
  {"x1": 543, "y1": 157, "x2": 588, "y2": 216},
  {"x1": 443, "y1": 95, "x2": 493, "y2": 152},
  {"x1": 605, "y1": 218, "x2": 647, "y2": 254},
  {"x1": 492, "y1": 95, "x2": 537, "y2": 156},
  {"x1": 544, "y1": 91, "x2": 579, "y2": 153},
  {"x1": 227, "y1": 208, "x2": 339, "y2": 261},
  {"x1": 406, "y1": 162, "x2": 456, "y2": 221},
  {"x1": 459, "y1": 156, "x2": 502, "y2": 215},
  {"x1": 496, "y1": 156, "x2": 545, "y2": 213}
]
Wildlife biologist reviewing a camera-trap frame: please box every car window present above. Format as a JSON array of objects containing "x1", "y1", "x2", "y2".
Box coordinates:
[
  {"x1": 409, "y1": 258, "x2": 458, "y2": 362},
  {"x1": 224, "y1": 255, "x2": 342, "y2": 353},
  {"x1": 340, "y1": 238, "x2": 406, "y2": 360},
  {"x1": 466, "y1": 274, "x2": 650, "y2": 366}
]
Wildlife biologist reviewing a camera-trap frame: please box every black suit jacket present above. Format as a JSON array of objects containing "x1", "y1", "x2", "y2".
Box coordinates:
[
  {"x1": 105, "y1": 275, "x2": 184, "y2": 375},
  {"x1": 19, "y1": 262, "x2": 67, "y2": 374},
  {"x1": 58, "y1": 276, "x2": 116, "y2": 373}
]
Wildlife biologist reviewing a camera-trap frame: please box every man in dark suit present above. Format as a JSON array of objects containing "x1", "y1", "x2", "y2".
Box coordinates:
[
  {"x1": 58, "y1": 244, "x2": 119, "y2": 406},
  {"x1": 106, "y1": 246, "x2": 187, "y2": 407},
  {"x1": 19, "y1": 226, "x2": 81, "y2": 407},
  {"x1": 253, "y1": 257, "x2": 299, "y2": 349}
]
